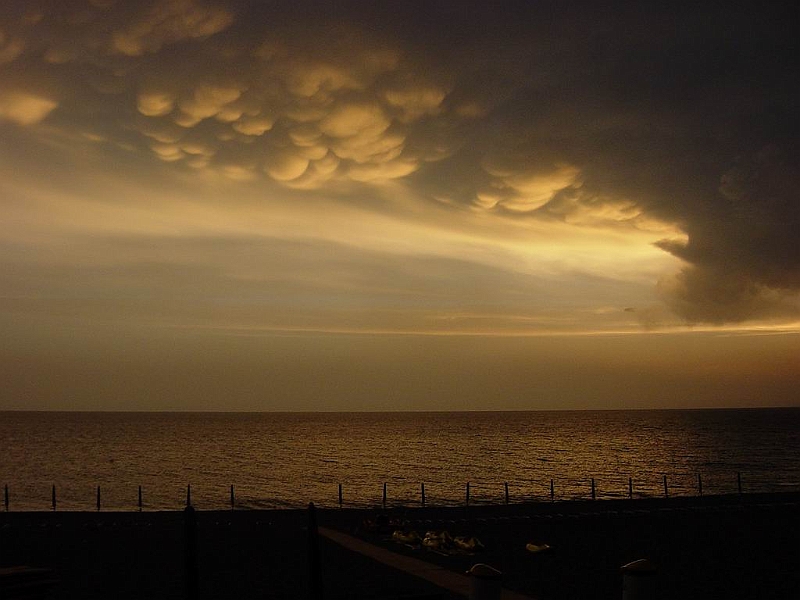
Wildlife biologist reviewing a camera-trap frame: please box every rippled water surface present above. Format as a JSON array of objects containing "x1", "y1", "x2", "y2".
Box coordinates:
[{"x1": 1, "y1": 409, "x2": 799, "y2": 510}]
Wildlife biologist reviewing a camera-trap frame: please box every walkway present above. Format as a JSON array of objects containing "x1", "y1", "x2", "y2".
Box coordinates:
[{"x1": 318, "y1": 527, "x2": 535, "y2": 600}]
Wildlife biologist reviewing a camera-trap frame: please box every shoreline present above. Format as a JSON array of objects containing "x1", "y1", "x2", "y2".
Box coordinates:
[
  {"x1": 2, "y1": 491, "x2": 798, "y2": 598},
  {"x1": 2, "y1": 488, "x2": 798, "y2": 514}
]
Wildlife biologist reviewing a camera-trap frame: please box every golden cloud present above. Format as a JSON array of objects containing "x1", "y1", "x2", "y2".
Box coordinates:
[
  {"x1": 330, "y1": 130, "x2": 405, "y2": 164},
  {"x1": 319, "y1": 102, "x2": 391, "y2": 139},
  {"x1": 286, "y1": 63, "x2": 361, "y2": 98},
  {"x1": 231, "y1": 115, "x2": 274, "y2": 136},
  {"x1": 137, "y1": 90, "x2": 176, "y2": 117},
  {"x1": 288, "y1": 124, "x2": 323, "y2": 146},
  {"x1": 501, "y1": 164, "x2": 581, "y2": 212},
  {"x1": 0, "y1": 90, "x2": 57, "y2": 125},
  {"x1": 179, "y1": 140, "x2": 215, "y2": 157},
  {"x1": 383, "y1": 85, "x2": 447, "y2": 122},
  {"x1": 110, "y1": 0, "x2": 233, "y2": 56},
  {"x1": 150, "y1": 143, "x2": 184, "y2": 162},
  {"x1": 480, "y1": 154, "x2": 581, "y2": 212},
  {"x1": 348, "y1": 159, "x2": 419, "y2": 182},
  {"x1": 265, "y1": 150, "x2": 310, "y2": 182},
  {"x1": 177, "y1": 84, "x2": 244, "y2": 125}
]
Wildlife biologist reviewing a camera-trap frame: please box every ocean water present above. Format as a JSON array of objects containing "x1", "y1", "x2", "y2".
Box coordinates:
[{"x1": 1, "y1": 409, "x2": 799, "y2": 511}]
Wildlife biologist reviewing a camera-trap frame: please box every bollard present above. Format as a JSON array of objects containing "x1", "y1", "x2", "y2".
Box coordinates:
[
  {"x1": 663, "y1": 475, "x2": 668, "y2": 498},
  {"x1": 51, "y1": 485, "x2": 56, "y2": 512},
  {"x1": 230, "y1": 485, "x2": 235, "y2": 510},
  {"x1": 467, "y1": 563, "x2": 502, "y2": 600},
  {"x1": 466, "y1": 482, "x2": 470, "y2": 506},
  {"x1": 504, "y1": 482, "x2": 509, "y2": 505},
  {"x1": 307, "y1": 503, "x2": 323, "y2": 600},
  {"x1": 621, "y1": 558, "x2": 656, "y2": 600},
  {"x1": 97, "y1": 486, "x2": 101, "y2": 512},
  {"x1": 591, "y1": 478, "x2": 596, "y2": 501},
  {"x1": 338, "y1": 483, "x2": 343, "y2": 507},
  {"x1": 697, "y1": 473, "x2": 703, "y2": 497},
  {"x1": 382, "y1": 482, "x2": 387, "y2": 508},
  {"x1": 550, "y1": 479, "x2": 554, "y2": 502},
  {"x1": 628, "y1": 477, "x2": 633, "y2": 499},
  {"x1": 184, "y1": 504, "x2": 198, "y2": 600},
  {"x1": 4, "y1": 484, "x2": 8, "y2": 512},
  {"x1": 138, "y1": 485, "x2": 143, "y2": 512},
  {"x1": 421, "y1": 482, "x2": 425, "y2": 506}
]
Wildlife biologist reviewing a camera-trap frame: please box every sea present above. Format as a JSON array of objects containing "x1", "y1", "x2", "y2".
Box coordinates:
[{"x1": 1, "y1": 409, "x2": 799, "y2": 512}]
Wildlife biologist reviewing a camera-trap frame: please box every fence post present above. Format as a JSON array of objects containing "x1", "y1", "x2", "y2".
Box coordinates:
[
  {"x1": 307, "y1": 503, "x2": 323, "y2": 600},
  {"x1": 230, "y1": 485, "x2": 235, "y2": 510},
  {"x1": 591, "y1": 478, "x2": 596, "y2": 501},
  {"x1": 382, "y1": 482, "x2": 387, "y2": 508},
  {"x1": 138, "y1": 485, "x2": 143, "y2": 512},
  {"x1": 186, "y1": 484, "x2": 192, "y2": 508},
  {"x1": 465, "y1": 482, "x2": 470, "y2": 506},
  {"x1": 697, "y1": 474, "x2": 703, "y2": 497},
  {"x1": 51, "y1": 485, "x2": 56, "y2": 512},
  {"x1": 4, "y1": 484, "x2": 8, "y2": 512},
  {"x1": 504, "y1": 481, "x2": 509, "y2": 505},
  {"x1": 663, "y1": 475, "x2": 668, "y2": 498},
  {"x1": 629, "y1": 477, "x2": 633, "y2": 499},
  {"x1": 97, "y1": 486, "x2": 101, "y2": 512},
  {"x1": 550, "y1": 479, "x2": 554, "y2": 501},
  {"x1": 184, "y1": 504, "x2": 198, "y2": 600},
  {"x1": 421, "y1": 482, "x2": 426, "y2": 506},
  {"x1": 338, "y1": 483, "x2": 343, "y2": 507}
]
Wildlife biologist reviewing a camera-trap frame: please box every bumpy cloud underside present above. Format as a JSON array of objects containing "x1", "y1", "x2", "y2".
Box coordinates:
[{"x1": 1, "y1": 0, "x2": 799, "y2": 324}]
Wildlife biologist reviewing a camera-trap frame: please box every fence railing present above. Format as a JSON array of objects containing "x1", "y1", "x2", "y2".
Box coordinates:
[{"x1": 3, "y1": 471, "x2": 792, "y2": 512}]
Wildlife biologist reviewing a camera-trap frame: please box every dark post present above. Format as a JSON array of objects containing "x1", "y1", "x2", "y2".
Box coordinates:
[
  {"x1": 230, "y1": 485, "x2": 235, "y2": 510},
  {"x1": 186, "y1": 484, "x2": 192, "y2": 508},
  {"x1": 628, "y1": 477, "x2": 633, "y2": 499},
  {"x1": 697, "y1": 473, "x2": 703, "y2": 497},
  {"x1": 550, "y1": 479, "x2": 554, "y2": 501},
  {"x1": 737, "y1": 472, "x2": 742, "y2": 495},
  {"x1": 51, "y1": 485, "x2": 56, "y2": 512},
  {"x1": 4, "y1": 484, "x2": 8, "y2": 512},
  {"x1": 465, "y1": 482, "x2": 470, "y2": 506},
  {"x1": 421, "y1": 482, "x2": 426, "y2": 506},
  {"x1": 184, "y1": 504, "x2": 198, "y2": 600},
  {"x1": 97, "y1": 486, "x2": 101, "y2": 511},
  {"x1": 307, "y1": 503, "x2": 323, "y2": 600},
  {"x1": 663, "y1": 475, "x2": 669, "y2": 498},
  {"x1": 504, "y1": 481, "x2": 509, "y2": 505},
  {"x1": 591, "y1": 478, "x2": 596, "y2": 500},
  {"x1": 338, "y1": 483, "x2": 343, "y2": 507},
  {"x1": 138, "y1": 485, "x2": 143, "y2": 512},
  {"x1": 382, "y1": 482, "x2": 387, "y2": 508}
]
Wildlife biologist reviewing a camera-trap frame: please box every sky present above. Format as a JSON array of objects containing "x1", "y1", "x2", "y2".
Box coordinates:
[{"x1": 1, "y1": 0, "x2": 799, "y2": 411}]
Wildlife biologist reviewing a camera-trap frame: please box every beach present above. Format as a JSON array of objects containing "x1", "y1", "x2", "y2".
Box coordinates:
[{"x1": 1, "y1": 493, "x2": 798, "y2": 599}]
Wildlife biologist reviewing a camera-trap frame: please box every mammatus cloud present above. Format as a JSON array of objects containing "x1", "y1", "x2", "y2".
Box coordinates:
[
  {"x1": 477, "y1": 151, "x2": 582, "y2": 212},
  {"x1": 0, "y1": 1, "x2": 798, "y2": 330},
  {"x1": 0, "y1": 90, "x2": 57, "y2": 125},
  {"x1": 111, "y1": 0, "x2": 234, "y2": 56}
]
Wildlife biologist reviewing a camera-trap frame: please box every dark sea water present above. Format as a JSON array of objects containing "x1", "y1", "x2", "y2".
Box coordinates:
[{"x1": 1, "y1": 409, "x2": 799, "y2": 511}]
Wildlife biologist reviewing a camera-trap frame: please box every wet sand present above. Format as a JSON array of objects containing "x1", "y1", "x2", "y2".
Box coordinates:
[{"x1": 1, "y1": 493, "x2": 798, "y2": 599}]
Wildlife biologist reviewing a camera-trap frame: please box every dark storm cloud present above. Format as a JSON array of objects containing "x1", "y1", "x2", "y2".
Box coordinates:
[
  {"x1": 1, "y1": 0, "x2": 798, "y2": 324},
  {"x1": 396, "y1": 1, "x2": 800, "y2": 323}
]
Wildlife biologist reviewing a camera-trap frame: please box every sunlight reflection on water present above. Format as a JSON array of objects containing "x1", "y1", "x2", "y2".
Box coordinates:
[{"x1": 1, "y1": 409, "x2": 798, "y2": 510}]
